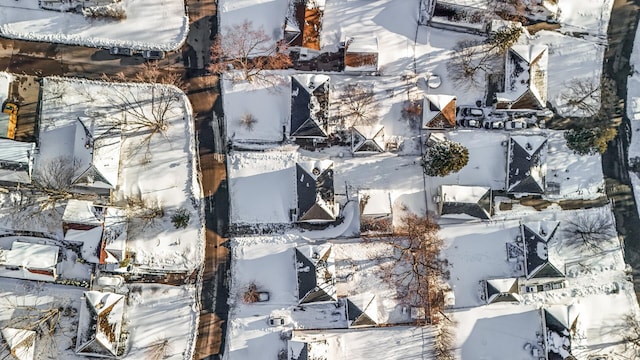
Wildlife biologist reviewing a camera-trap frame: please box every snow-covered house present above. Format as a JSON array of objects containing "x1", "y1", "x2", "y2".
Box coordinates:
[
  {"x1": 482, "y1": 278, "x2": 521, "y2": 304},
  {"x1": 0, "y1": 139, "x2": 35, "y2": 184},
  {"x1": 521, "y1": 221, "x2": 564, "y2": 279},
  {"x1": 71, "y1": 117, "x2": 122, "y2": 193},
  {"x1": 346, "y1": 297, "x2": 377, "y2": 327},
  {"x1": 496, "y1": 45, "x2": 548, "y2": 110},
  {"x1": 0, "y1": 241, "x2": 59, "y2": 282},
  {"x1": 295, "y1": 160, "x2": 338, "y2": 223},
  {"x1": 75, "y1": 291, "x2": 125, "y2": 358},
  {"x1": 62, "y1": 200, "x2": 126, "y2": 265},
  {"x1": 1, "y1": 328, "x2": 35, "y2": 360},
  {"x1": 358, "y1": 189, "x2": 392, "y2": 234},
  {"x1": 290, "y1": 74, "x2": 330, "y2": 144},
  {"x1": 287, "y1": 338, "x2": 328, "y2": 360},
  {"x1": 344, "y1": 37, "x2": 379, "y2": 73},
  {"x1": 507, "y1": 135, "x2": 547, "y2": 194},
  {"x1": 295, "y1": 245, "x2": 336, "y2": 304},
  {"x1": 351, "y1": 125, "x2": 385, "y2": 154},
  {"x1": 543, "y1": 306, "x2": 578, "y2": 360},
  {"x1": 437, "y1": 185, "x2": 492, "y2": 220},
  {"x1": 422, "y1": 94, "x2": 456, "y2": 129}
]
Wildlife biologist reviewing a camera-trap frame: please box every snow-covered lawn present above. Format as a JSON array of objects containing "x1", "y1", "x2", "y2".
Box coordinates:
[
  {"x1": 218, "y1": 0, "x2": 289, "y2": 47},
  {"x1": 0, "y1": 0, "x2": 187, "y2": 50},
  {"x1": 37, "y1": 77, "x2": 203, "y2": 273}
]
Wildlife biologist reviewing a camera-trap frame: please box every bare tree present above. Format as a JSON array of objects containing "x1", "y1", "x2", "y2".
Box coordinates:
[
  {"x1": 125, "y1": 193, "x2": 164, "y2": 234},
  {"x1": 560, "y1": 77, "x2": 615, "y2": 118},
  {"x1": 433, "y1": 319, "x2": 457, "y2": 360},
  {"x1": 238, "y1": 113, "x2": 258, "y2": 131},
  {"x1": 146, "y1": 338, "x2": 171, "y2": 360},
  {"x1": 562, "y1": 212, "x2": 616, "y2": 252},
  {"x1": 209, "y1": 20, "x2": 292, "y2": 82},
  {"x1": 338, "y1": 83, "x2": 379, "y2": 127},
  {"x1": 104, "y1": 62, "x2": 188, "y2": 91},
  {"x1": 447, "y1": 40, "x2": 497, "y2": 88},
  {"x1": 375, "y1": 214, "x2": 449, "y2": 324}
]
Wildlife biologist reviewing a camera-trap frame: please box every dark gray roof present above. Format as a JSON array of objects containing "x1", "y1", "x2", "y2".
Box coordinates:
[
  {"x1": 544, "y1": 309, "x2": 572, "y2": 360},
  {"x1": 295, "y1": 248, "x2": 335, "y2": 304},
  {"x1": 441, "y1": 189, "x2": 492, "y2": 219},
  {"x1": 346, "y1": 298, "x2": 376, "y2": 327},
  {"x1": 290, "y1": 77, "x2": 329, "y2": 138},
  {"x1": 522, "y1": 223, "x2": 564, "y2": 279},
  {"x1": 485, "y1": 279, "x2": 519, "y2": 304},
  {"x1": 507, "y1": 137, "x2": 547, "y2": 194},
  {"x1": 296, "y1": 164, "x2": 335, "y2": 222}
]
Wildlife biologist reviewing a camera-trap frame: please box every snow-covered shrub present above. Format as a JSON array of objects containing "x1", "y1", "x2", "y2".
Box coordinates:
[{"x1": 82, "y1": 4, "x2": 126, "y2": 20}]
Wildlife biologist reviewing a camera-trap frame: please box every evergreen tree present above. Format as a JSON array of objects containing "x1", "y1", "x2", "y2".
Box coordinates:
[
  {"x1": 422, "y1": 140, "x2": 469, "y2": 177},
  {"x1": 487, "y1": 26, "x2": 523, "y2": 54},
  {"x1": 564, "y1": 127, "x2": 617, "y2": 155}
]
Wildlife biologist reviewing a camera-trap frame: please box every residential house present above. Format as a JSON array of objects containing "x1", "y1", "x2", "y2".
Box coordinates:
[
  {"x1": 290, "y1": 74, "x2": 330, "y2": 144},
  {"x1": 351, "y1": 125, "x2": 385, "y2": 154},
  {"x1": 496, "y1": 45, "x2": 548, "y2": 110},
  {"x1": 284, "y1": 0, "x2": 323, "y2": 50},
  {"x1": 344, "y1": 37, "x2": 379, "y2": 73},
  {"x1": 62, "y1": 200, "x2": 126, "y2": 266},
  {"x1": 1, "y1": 328, "x2": 35, "y2": 360},
  {"x1": 358, "y1": 189, "x2": 392, "y2": 234},
  {"x1": 71, "y1": 117, "x2": 121, "y2": 194},
  {"x1": 346, "y1": 296, "x2": 377, "y2": 327},
  {"x1": 422, "y1": 94, "x2": 456, "y2": 129},
  {"x1": 287, "y1": 338, "x2": 328, "y2": 360},
  {"x1": 482, "y1": 278, "x2": 521, "y2": 304},
  {"x1": 295, "y1": 160, "x2": 338, "y2": 223},
  {"x1": 0, "y1": 139, "x2": 35, "y2": 184},
  {"x1": 0, "y1": 241, "x2": 59, "y2": 282},
  {"x1": 507, "y1": 135, "x2": 547, "y2": 195},
  {"x1": 543, "y1": 305, "x2": 578, "y2": 360},
  {"x1": 75, "y1": 291, "x2": 125, "y2": 358},
  {"x1": 437, "y1": 185, "x2": 492, "y2": 220},
  {"x1": 295, "y1": 245, "x2": 336, "y2": 304},
  {"x1": 521, "y1": 221, "x2": 564, "y2": 279}
]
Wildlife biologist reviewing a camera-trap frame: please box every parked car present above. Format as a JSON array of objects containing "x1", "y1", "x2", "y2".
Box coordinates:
[
  {"x1": 142, "y1": 50, "x2": 165, "y2": 60},
  {"x1": 109, "y1": 47, "x2": 133, "y2": 56},
  {"x1": 483, "y1": 120, "x2": 504, "y2": 129},
  {"x1": 268, "y1": 317, "x2": 286, "y2": 326},
  {"x1": 487, "y1": 112, "x2": 509, "y2": 121},
  {"x1": 459, "y1": 118, "x2": 482, "y2": 128},
  {"x1": 505, "y1": 119, "x2": 527, "y2": 130},
  {"x1": 458, "y1": 107, "x2": 484, "y2": 118}
]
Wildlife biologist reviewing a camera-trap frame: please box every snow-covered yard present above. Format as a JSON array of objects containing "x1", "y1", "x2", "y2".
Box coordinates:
[{"x1": 0, "y1": 0, "x2": 187, "y2": 50}]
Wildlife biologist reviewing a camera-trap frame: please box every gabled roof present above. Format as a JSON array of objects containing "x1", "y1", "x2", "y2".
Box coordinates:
[
  {"x1": 1, "y1": 328, "x2": 35, "y2": 360},
  {"x1": 295, "y1": 246, "x2": 336, "y2": 304},
  {"x1": 484, "y1": 278, "x2": 521, "y2": 304},
  {"x1": 76, "y1": 291, "x2": 125, "y2": 358},
  {"x1": 72, "y1": 118, "x2": 121, "y2": 189},
  {"x1": 507, "y1": 135, "x2": 547, "y2": 194},
  {"x1": 497, "y1": 45, "x2": 548, "y2": 110},
  {"x1": 287, "y1": 340, "x2": 308, "y2": 360},
  {"x1": 296, "y1": 161, "x2": 337, "y2": 222},
  {"x1": 422, "y1": 94, "x2": 456, "y2": 129},
  {"x1": 359, "y1": 190, "x2": 392, "y2": 217},
  {"x1": 65, "y1": 227, "x2": 104, "y2": 264},
  {"x1": 543, "y1": 306, "x2": 577, "y2": 360},
  {"x1": 344, "y1": 37, "x2": 379, "y2": 72},
  {"x1": 3, "y1": 241, "x2": 58, "y2": 270},
  {"x1": 290, "y1": 74, "x2": 330, "y2": 138},
  {"x1": 439, "y1": 185, "x2": 492, "y2": 219},
  {"x1": 0, "y1": 139, "x2": 35, "y2": 184},
  {"x1": 63, "y1": 199, "x2": 106, "y2": 226},
  {"x1": 351, "y1": 125, "x2": 385, "y2": 153},
  {"x1": 522, "y1": 221, "x2": 564, "y2": 279}
]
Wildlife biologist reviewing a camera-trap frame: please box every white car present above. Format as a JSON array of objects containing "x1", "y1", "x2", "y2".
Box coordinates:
[
  {"x1": 268, "y1": 317, "x2": 285, "y2": 326},
  {"x1": 505, "y1": 119, "x2": 527, "y2": 130}
]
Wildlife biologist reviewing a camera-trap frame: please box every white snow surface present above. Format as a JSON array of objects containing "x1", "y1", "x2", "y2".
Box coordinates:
[{"x1": 0, "y1": 0, "x2": 187, "y2": 50}]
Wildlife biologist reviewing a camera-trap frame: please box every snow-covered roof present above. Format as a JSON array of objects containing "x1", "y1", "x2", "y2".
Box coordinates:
[
  {"x1": 287, "y1": 340, "x2": 310, "y2": 360},
  {"x1": 439, "y1": 185, "x2": 492, "y2": 220},
  {"x1": 484, "y1": 278, "x2": 521, "y2": 304},
  {"x1": 345, "y1": 37, "x2": 378, "y2": 72},
  {"x1": 543, "y1": 306, "x2": 577, "y2": 360},
  {"x1": 65, "y1": 228, "x2": 106, "y2": 264},
  {"x1": 0, "y1": 139, "x2": 35, "y2": 184},
  {"x1": 497, "y1": 45, "x2": 548, "y2": 110},
  {"x1": 296, "y1": 160, "x2": 337, "y2": 222},
  {"x1": 1, "y1": 328, "x2": 35, "y2": 360},
  {"x1": 295, "y1": 245, "x2": 336, "y2": 303},
  {"x1": 346, "y1": 295, "x2": 378, "y2": 327},
  {"x1": 351, "y1": 125, "x2": 385, "y2": 153},
  {"x1": 359, "y1": 189, "x2": 392, "y2": 216},
  {"x1": 0, "y1": 241, "x2": 59, "y2": 282},
  {"x1": 62, "y1": 199, "x2": 106, "y2": 226},
  {"x1": 76, "y1": 291, "x2": 125, "y2": 358},
  {"x1": 72, "y1": 118, "x2": 122, "y2": 190},
  {"x1": 507, "y1": 135, "x2": 547, "y2": 194},
  {"x1": 423, "y1": 94, "x2": 456, "y2": 129},
  {"x1": 103, "y1": 207, "x2": 127, "y2": 264},
  {"x1": 521, "y1": 221, "x2": 564, "y2": 279},
  {"x1": 291, "y1": 74, "x2": 330, "y2": 138}
]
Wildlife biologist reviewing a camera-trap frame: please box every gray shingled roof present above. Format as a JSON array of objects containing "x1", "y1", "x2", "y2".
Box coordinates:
[
  {"x1": 522, "y1": 222, "x2": 564, "y2": 279},
  {"x1": 507, "y1": 136, "x2": 547, "y2": 194}
]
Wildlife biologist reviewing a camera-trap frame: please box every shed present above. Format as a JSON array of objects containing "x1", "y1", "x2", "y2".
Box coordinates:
[
  {"x1": 483, "y1": 278, "x2": 521, "y2": 304},
  {"x1": 351, "y1": 125, "x2": 385, "y2": 153},
  {"x1": 344, "y1": 37, "x2": 379, "y2": 73},
  {"x1": 438, "y1": 185, "x2": 492, "y2": 220}
]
